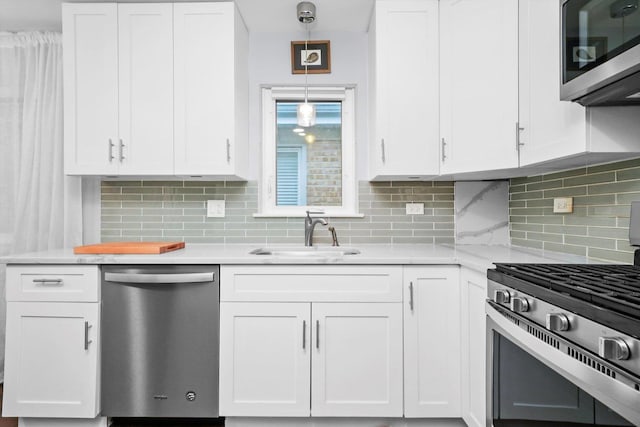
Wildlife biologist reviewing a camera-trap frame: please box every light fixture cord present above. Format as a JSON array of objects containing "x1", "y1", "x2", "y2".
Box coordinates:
[{"x1": 304, "y1": 22, "x2": 309, "y2": 103}]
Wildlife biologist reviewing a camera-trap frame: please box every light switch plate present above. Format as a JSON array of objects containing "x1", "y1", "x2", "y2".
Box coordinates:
[
  {"x1": 553, "y1": 197, "x2": 573, "y2": 213},
  {"x1": 207, "y1": 200, "x2": 225, "y2": 218},
  {"x1": 406, "y1": 203, "x2": 424, "y2": 215}
]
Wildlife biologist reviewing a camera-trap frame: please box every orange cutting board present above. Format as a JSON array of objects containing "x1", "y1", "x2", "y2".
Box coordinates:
[{"x1": 74, "y1": 241, "x2": 185, "y2": 254}]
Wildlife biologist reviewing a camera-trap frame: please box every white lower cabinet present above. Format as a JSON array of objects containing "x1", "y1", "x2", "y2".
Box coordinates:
[
  {"x1": 460, "y1": 267, "x2": 488, "y2": 427},
  {"x1": 219, "y1": 302, "x2": 311, "y2": 416},
  {"x1": 3, "y1": 302, "x2": 100, "y2": 418},
  {"x1": 220, "y1": 301, "x2": 403, "y2": 417},
  {"x1": 403, "y1": 266, "x2": 461, "y2": 418},
  {"x1": 219, "y1": 265, "x2": 404, "y2": 418},
  {"x1": 311, "y1": 303, "x2": 403, "y2": 417}
]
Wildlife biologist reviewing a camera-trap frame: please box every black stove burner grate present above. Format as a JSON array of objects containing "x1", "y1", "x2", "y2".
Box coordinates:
[{"x1": 493, "y1": 264, "x2": 640, "y2": 320}]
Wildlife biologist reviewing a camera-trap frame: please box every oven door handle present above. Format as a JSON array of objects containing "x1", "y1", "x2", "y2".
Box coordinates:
[{"x1": 486, "y1": 301, "x2": 640, "y2": 426}]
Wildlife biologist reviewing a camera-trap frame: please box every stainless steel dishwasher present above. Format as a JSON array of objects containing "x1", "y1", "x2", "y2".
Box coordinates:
[{"x1": 101, "y1": 265, "x2": 219, "y2": 418}]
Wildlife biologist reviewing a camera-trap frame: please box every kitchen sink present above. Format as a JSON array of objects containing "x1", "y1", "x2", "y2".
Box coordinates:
[{"x1": 250, "y1": 247, "x2": 361, "y2": 257}]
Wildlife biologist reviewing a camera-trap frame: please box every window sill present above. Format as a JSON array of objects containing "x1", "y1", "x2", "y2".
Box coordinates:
[{"x1": 253, "y1": 212, "x2": 365, "y2": 218}]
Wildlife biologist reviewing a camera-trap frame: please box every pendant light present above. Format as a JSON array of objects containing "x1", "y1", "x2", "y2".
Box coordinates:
[{"x1": 296, "y1": 2, "x2": 316, "y2": 128}]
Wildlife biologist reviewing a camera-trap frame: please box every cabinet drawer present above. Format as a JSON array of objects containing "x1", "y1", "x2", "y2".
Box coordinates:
[
  {"x1": 220, "y1": 265, "x2": 402, "y2": 302},
  {"x1": 6, "y1": 265, "x2": 100, "y2": 302}
]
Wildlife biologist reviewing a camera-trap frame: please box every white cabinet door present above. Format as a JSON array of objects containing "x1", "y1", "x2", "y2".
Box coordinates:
[
  {"x1": 518, "y1": 0, "x2": 586, "y2": 167},
  {"x1": 460, "y1": 268, "x2": 488, "y2": 427},
  {"x1": 62, "y1": 3, "x2": 119, "y2": 175},
  {"x1": 311, "y1": 303, "x2": 403, "y2": 417},
  {"x1": 117, "y1": 3, "x2": 174, "y2": 175},
  {"x1": 219, "y1": 302, "x2": 311, "y2": 417},
  {"x1": 369, "y1": 0, "x2": 440, "y2": 180},
  {"x1": 440, "y1": 0, "x2": 519, "y2": 174},
  {"x1": 3, "y1": 302, "x2": 100, "y2": 418},
  {"x1": 404, "y1": 266, "x2": 461, "y2": 417},
  {"x1": 174, "y1": 2, "x2": 236, "y2": 176}
]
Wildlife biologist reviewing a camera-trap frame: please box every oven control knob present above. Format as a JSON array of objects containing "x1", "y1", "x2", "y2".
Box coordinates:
[
  {"x1": 599, "y1": 337, "x2": 631, "y2": 361},
  {"x1": 494, "y1": 289, "x2": 511, "y2": 304},
  {"x1": 546, "y1": 313, "x2": 570, "y2": 331},
  {"x1": 510, "y1": 297, "x2": 529, "y2": 313}
]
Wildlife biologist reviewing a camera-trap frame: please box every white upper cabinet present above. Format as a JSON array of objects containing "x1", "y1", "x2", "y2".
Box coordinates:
[
  {"x1": 369, "y1": 0, "x2": 440, "y2": 180},
  {"x1": 173, "y1": 2, "x2": 248, "y2": 177},
  {"x1": 62, "y1": 3, "x2": 119, "y2": 175},
  {"x1": 439, "y1": 0, "x2": 519, "y2": 175},
  {"x1": 63, "y1": 2, "x2": 248, "y2": 178},
  {"x1": 117, "y1": 3, "x2": 174, "y2": 175},
  {"x1": 518, "y1": 0, "x2": 640, "y2": 169},
  {"x1": 518, "y1": 0, "x2": 587, "y2": 167}
]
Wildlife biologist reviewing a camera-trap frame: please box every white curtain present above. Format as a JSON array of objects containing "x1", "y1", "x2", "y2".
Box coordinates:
[{"x1": 0, "y1": 32, "x2": 83, "y2": 382}]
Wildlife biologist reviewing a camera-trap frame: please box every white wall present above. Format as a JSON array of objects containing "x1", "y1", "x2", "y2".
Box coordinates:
[
  {"x1": 248, "y1": 30, "x2": 370, "y2": 181},
  {"x1": 0, "y1": 0, "x2": 62, "y2": 31}
]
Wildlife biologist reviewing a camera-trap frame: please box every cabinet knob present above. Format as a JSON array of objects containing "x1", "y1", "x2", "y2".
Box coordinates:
[
  {"x1": 494, "y1": 289, "x2": 511, "y2": 304},
  {"x1": 598, "y1": 337, "x2": 630, "y2": 361},
  {"x1": 510, "y1": 297, "x2": 529, "y2": 313},
  {"x1": 546, "y1": 313, "x2": 570, "y2": 331}
]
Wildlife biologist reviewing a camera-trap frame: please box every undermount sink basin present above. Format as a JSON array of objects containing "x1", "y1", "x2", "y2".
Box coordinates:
[{"x1": 250, "y1": 247, "x2": 361, "y2": 257}]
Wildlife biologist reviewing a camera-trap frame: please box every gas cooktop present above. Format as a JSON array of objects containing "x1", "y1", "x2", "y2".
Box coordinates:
[{"x1": 488, "y1": 263, "x2": 640, "y2": 338}]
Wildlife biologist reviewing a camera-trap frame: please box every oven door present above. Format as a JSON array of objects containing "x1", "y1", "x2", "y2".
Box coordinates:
[{"x1": 486, "y1": 301, "x2": 640, "y2": 427}]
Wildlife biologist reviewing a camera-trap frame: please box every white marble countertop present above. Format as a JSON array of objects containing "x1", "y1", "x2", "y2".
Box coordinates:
[{"x1": 0, "y1": 243, "x2": 605, "y2": 273}]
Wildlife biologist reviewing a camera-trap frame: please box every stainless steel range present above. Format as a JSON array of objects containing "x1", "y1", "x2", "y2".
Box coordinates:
[{"x1": 486, "y1": 263, "x2": 640, "y2": 426}]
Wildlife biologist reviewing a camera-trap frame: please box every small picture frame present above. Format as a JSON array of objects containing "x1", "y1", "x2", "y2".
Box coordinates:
[
  {"x1": 291, "y1": 40, "x2": 331, "y2": 74},
  {"x1": 565, "y1": 37, "x2": 607, "y2": 71}
]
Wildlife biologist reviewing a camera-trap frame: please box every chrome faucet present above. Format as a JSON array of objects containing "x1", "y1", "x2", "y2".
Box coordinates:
[{"x1": 304, "y1": 210, "x2": 328, "y2": 246}]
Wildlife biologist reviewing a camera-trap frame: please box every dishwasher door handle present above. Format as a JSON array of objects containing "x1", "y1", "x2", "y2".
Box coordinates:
[{"x1": 104, "y1": 272, "x2": 214, "y2": 284}]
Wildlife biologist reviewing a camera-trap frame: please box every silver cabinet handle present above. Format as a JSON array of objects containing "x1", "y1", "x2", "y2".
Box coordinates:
[
  {"x1": 32, "y1": 278, "x2": 63, "y2": 285},
  {"x1": 226, "y1": 138, "x2": 231, "y2": 163},
  {"x1": 409, "y1": 281, "x2": 414, "y2": 312},
  {"x1": 104, "y1": 272, "x2": 214, "y2": 284},
  {"x1": 108, "y1": 139, "x2": 115, "y2": 162},
  {"x1": 381, "y1": 138, "x2": 386, "y2": 163},
  {"x1": 516, "y1": 122, "x2": 525, "y2": 151},
  {"x1": 316, "y1": 320, "x2": 320, "y2": 349},
  {"x1": 84, "y1": 321, "x2": 93, "y2": 350},
  {"x1": 119, "y1": 139, "x2": 125, "y2": 162},
  {"x1": 441, "y1": 138, "x2": 447, "y2": 162},
  {"x1": 302, "y1": 320, "x2": 307, "y2": 350}
]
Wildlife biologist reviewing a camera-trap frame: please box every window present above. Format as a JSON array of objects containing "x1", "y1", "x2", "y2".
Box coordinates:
[
  {"x1": 259, "y1": 87, "x2": 358, "y2": 216},
  {"x1": 276, "y1": 145, "x2": 307, "y2": 205}
]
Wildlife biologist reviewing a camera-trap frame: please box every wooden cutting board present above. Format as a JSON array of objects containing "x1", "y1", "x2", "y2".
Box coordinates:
[{"x1": 74, "y1": 241, "x2": 185, "y2": 254}]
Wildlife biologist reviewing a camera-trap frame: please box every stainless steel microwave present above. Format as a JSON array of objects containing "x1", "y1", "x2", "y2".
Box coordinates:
[{"x1": 560, "y1": 0, "x2": 640, "y2": 105}]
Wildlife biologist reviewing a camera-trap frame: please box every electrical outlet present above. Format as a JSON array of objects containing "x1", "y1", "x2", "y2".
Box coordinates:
[
  {"x1": 553, "y1": 197, "x2": 573, "y2": 213},
  {"x1": 207, "y1": 200, "x2": 225, "y2": 218},
  {"x1": 406, "y1": 203, "x2": 424, "y2": 215}
]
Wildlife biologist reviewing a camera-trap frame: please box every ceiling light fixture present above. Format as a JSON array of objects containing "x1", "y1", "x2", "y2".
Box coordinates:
[{"x1": 296, "y1": 1, "x2": 316, "y2": 128}]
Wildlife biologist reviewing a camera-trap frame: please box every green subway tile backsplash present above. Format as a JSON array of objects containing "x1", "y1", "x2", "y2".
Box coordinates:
[
  {"x1": 101, "y1": 180, "x2": 455, "y2": 245},
  {"x1": 510, "y1": 158, "x2": 640, "y2": 263}
]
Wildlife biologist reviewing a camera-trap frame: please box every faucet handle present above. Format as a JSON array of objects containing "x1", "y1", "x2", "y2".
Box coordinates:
[{"x1": 306, "y1": 210, "x2": 325, "y2": 217}]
